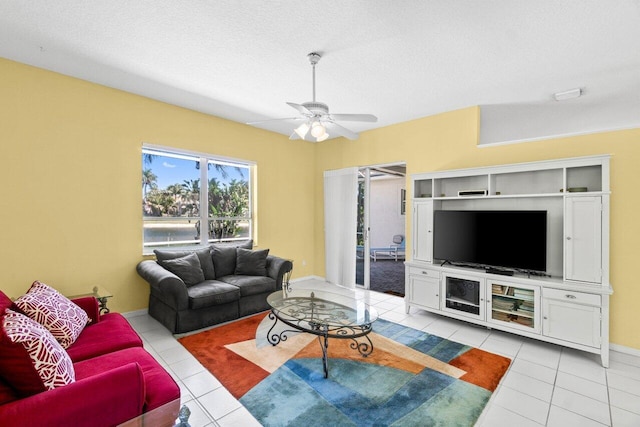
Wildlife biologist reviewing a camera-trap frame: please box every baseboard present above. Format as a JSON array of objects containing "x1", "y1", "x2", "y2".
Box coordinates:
[
  {"x1": 290, "y1": 275, "x2": 325, "y2": 283},
  {"x1": 121, "y1": 308, "x2": 148, "y2": 319},
  {"x1": 610, "y1": 343, "x2": 640, "y2": 358}
]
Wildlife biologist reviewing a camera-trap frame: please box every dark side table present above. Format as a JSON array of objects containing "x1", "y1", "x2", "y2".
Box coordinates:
[{"x1": 69, "y1": 286, "x2": 113, "y2": 314}]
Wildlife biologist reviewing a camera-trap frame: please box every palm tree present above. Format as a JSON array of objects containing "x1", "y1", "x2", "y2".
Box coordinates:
[
  {"x1": 208, "y1": 163, "x2": 245, "y2": 180},
  {"x1": 142, "y1": 169, "x2": 157, "y2": 197},
  {"x1": 143, "y1": 153, "x2": 156, "y2": 166},
  {"x1": 166, "y1": 184, "x2": 185, "y2": 216}
]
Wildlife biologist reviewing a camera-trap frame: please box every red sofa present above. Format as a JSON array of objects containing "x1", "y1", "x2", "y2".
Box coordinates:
[{"x1": 0, "y1": 291, "x2": 180, "y2": 427}]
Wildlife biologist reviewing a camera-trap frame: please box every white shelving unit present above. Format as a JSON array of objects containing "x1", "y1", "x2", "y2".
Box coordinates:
[{"x1": 405, "y1": 155, "x2": 612, "y2": 367}]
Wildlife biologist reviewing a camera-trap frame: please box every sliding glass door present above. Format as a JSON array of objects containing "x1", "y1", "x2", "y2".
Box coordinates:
[{"x1": 356, "y1": 164, "x2": 407, "y2": 293}]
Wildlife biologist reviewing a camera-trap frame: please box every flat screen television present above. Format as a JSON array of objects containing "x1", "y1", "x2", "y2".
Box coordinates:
[{"x1": 433, "y1": 210, "x2": 547, "y2": 273}]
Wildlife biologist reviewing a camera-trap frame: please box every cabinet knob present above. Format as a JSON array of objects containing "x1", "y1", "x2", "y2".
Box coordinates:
[
  {"x1": 544, "y1": 316, "x2": 548, "y2": 320},
  {"x1": 565, "y1": 294, "x2": 577, "y2": 299},
  {"x1": 566, "y1": 236, "x2": 572, "y2": 240}
]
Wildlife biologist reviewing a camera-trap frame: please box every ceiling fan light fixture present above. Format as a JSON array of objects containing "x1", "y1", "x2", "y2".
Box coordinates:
[
  {"x1": 316, "y1": 133, "x2": 329, "y2": 142},
  {"x1": 248, "y1": 53, "x2": 377, "y2": 142},
  {"x1": 310, "y1": 121, "x2": 326, "y2": 138},
  {"x1": 294, "y1": 122, "x2": 310, "y2": 139}
]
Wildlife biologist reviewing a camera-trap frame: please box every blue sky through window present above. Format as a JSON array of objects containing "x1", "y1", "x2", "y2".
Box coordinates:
[{"x1": 143, "y1": 155, "x2": 247, "y2": 190}]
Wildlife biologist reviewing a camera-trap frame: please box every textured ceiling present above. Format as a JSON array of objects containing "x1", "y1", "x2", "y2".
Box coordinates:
[{"x1": 1, "y1": 1, "x2": 639, "y2": 143}]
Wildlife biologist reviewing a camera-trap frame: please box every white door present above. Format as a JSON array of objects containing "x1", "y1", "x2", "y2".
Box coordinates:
[
  {"x1": 409, "y1": 276, "x2": 440, "y2": 309},
  {"x1": 324, "y1": 168, "x2": 359, "y2": 287},
  {"x1": 565, "y1": 196, "x2": 602, "y2": 283},
  {"x1": 543, "y1": 298, "x2": 601, "y2": 348},
  {"x1": 413, "y1": 200, "x2": 433, "y2": 262}
]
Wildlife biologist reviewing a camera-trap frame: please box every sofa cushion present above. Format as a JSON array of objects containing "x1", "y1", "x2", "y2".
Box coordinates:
[
  {"x1": 235, "y1": 248, "x2": 269, "y2": 276},
  {"x1": 0, "y1": 309, "x2": 75, "y2": 397},
  {"x1": 211, "y1": 240, "x2": 253, "y2": 278},
  {"x1": 187, "y1": 280, "x2": 241, "y2": 310},
  {"x1": 155, "y1": 247, "x2": 216, "y2": 280},
  {"x1": 14, "y1": 281, "x2": 89, "y2": 349},
  {"x1": 219, "y1": 275, "x2": 277, "y2": 297},
  {"x1": 66, "y1": 313, "x2": 143, "y2": 362},
  {"x1": 73, "y1": 346, "x2": 179, "y2": 411},
  {"x1": 159, "y1": 253, "x2": 205, "y2": 286}
]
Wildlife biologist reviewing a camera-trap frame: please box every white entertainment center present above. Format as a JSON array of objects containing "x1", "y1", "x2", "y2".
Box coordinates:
[{"x1": 405, "y1": 155, "x2": 613, "y2": 366}]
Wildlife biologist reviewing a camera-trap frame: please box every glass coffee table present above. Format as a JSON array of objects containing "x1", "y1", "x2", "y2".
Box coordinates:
[
  {"x1": 117, "y1": 399, "x2": 190, "y2": 426},
  {"x1": 266, "y1": 288, "x2": 378, "y2": 378}
]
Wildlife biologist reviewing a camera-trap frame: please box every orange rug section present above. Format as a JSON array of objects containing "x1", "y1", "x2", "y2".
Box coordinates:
[
  {"x1": 178, "y1": 313, "x2": 270, "y2": 398},
  {"x1": 449, "y1": 347, "x2": 511, "y2": 392}
]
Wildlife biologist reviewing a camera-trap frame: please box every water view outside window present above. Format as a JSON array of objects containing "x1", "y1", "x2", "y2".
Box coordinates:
[{"x1": 142, "y1": 148, "x2": 251, "y2": 251}]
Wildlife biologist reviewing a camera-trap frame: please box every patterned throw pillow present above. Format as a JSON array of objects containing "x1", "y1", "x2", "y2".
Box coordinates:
[
  {"x1": 14, "y1": 281, "x2": 89, "y2": 349},
  {"x1": 0, "y1": 309, "x2": 75, "y2": 396}
]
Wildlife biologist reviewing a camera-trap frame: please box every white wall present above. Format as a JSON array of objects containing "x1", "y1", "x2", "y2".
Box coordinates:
[{"x1": 369, "y1": 177, "x2": 405, "y2": 248}]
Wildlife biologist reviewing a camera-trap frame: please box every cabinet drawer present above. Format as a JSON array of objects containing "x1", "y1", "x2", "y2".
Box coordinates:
[
  {"x1": 544, "y1": 289, "x2": 600, "y2": 306},
  {"x1": 408, "y1": 267, "x2": 440, "y2": 279}
]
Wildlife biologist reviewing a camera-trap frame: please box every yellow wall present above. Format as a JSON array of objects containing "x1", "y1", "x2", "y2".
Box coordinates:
[
  {"x1": 2, "y1": 57, "x2": 639, "y2": 350},
  {"x1": 0, "y1": 58, "x2": 316, "y2": 312},
  {"x1": 316, "y1": 107, "x2": 640, "y2": 350}
]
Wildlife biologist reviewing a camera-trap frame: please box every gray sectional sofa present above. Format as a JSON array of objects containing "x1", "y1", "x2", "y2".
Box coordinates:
[{"x1": 136, "y1": 241, "x2": 293, "y2": 333}]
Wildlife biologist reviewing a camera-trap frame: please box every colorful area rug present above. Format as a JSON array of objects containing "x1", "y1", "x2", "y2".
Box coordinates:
[{"x1": 178, "y1": 313, "x2": 510, "y2": 426}]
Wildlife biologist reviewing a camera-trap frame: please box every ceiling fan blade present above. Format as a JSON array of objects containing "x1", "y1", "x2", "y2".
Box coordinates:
[
  {"x1": 286, "y1": 102, "x2": 313, "y2": 115},
  {"x1": 246, "y1": 117, "x2": 306, "y2": 125},
  {"x1": 330, "y1": 113, "x2": 378, "y2": 123},
  {"x1": 325, "y1": 122, "x2": 359, "y2": 140}
]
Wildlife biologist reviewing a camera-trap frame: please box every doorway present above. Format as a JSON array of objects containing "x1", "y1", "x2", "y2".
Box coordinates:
[{"x1": 356, "y1": 163, "x2": 407, "y2": 295}]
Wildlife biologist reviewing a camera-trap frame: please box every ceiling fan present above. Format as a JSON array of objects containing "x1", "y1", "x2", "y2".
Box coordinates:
[{"x1": 248, "y1": 52, "x2": 377, "y2": 142}]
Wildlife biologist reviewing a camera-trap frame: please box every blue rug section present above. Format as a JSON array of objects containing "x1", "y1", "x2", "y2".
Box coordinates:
[
  {"x1": 374, "y1": 318, "x2": 470, "y2": 362},
  {"x1": 240, "y1": 319, "x2": 496, "y2": 427}
]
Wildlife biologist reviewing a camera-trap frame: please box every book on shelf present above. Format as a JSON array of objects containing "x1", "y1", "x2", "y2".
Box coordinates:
[
  {"x1": 492, "y1": 299, "x2": 515, "y2": 311},
  {"x1": 492, "y1": 312, "x2": 512, "y2": 322},
  {"x1": 513, "y1": 289, "x2": 534, "y2": 298},
  {"x1": 492, "y1": 284, "x2": 504, "y2": 294}
]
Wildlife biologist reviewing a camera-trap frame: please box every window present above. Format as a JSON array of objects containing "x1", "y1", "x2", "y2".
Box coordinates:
[{"x1": 142, "y1": 145, "x2": 253, "y2": 253}]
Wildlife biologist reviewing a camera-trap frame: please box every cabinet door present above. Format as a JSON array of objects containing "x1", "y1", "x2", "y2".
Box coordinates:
[
  {"x1": 542, "y1": 298, "x2": 601, "y2": 348},
  {"x1": 488, "y1": 282, "x2": 540, "y2": 333},
  {"x1": 442, "y1": 273, "x2": 485, "y2": 320},
  {"x1": 408, "y1": 276, "x2": 440, "y2": 310},
  {"x1": 565, "y1": 196, "x2": 602, "y2": 283},
  {"x1": 413, "y1": 200, "x2": 433, "y2": 262}
]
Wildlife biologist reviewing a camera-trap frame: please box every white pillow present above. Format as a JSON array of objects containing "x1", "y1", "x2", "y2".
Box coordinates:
[{"x1": 14, "y1": 281, "x2": 89, "y2": 349}]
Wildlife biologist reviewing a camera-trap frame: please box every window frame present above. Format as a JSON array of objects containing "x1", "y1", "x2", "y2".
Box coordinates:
[{"x1": 142, "y1": 143, "x2": 255, "y2": 254}]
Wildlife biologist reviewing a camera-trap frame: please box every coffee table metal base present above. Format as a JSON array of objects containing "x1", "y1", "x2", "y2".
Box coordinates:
[{"x1": 266, "y1": 311, "x2": 374, "y2": 378}]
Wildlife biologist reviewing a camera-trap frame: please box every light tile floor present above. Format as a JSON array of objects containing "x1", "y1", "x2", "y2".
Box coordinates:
[{"x1": 126, "y1": 279, "x2": 640, "y2": 427}]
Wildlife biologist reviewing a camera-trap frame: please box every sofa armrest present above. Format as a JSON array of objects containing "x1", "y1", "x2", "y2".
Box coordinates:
[
  {"x1": 266, "y1": 255, "x2": 293, "y2": 291},
  {"x1": 71, "y1": 296, "x2": 101, "y2": 324},
  {"x1": 0, "y1": 363, "x2": 145, "y2": 427},
  {"x1": 137, "y1": 260, "x2": 189, "y2": 311}
]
